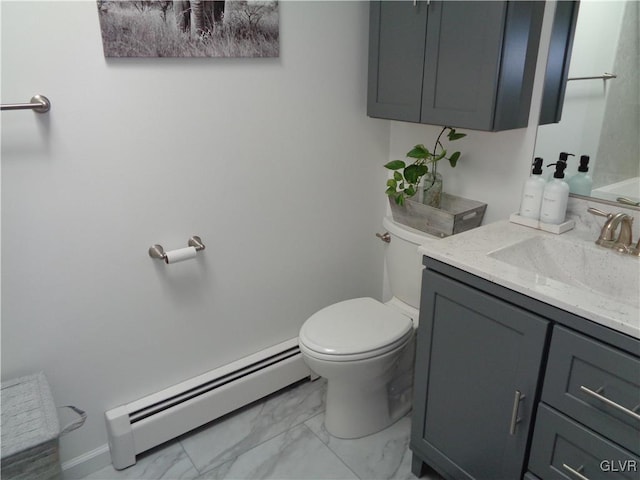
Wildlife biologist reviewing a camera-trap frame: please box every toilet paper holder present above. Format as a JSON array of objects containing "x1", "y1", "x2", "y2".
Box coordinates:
[{"x1": 149, "y1": 236, "x2": 205, "y2": 262}]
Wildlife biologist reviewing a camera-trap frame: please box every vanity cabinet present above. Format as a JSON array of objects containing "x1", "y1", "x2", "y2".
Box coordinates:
[
  {"x1": 367, "y1": 1, "x2": 545, "y2": 131},
  {"x1": 411, "y1": 258, "x2": 640, "y2": 480}
]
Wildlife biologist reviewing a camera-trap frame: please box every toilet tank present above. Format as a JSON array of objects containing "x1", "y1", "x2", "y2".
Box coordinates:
[{"x1": 382, "y1": 216, "x2": 439, "y2": 309}]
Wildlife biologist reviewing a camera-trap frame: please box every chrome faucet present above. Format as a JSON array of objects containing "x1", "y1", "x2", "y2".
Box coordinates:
[
  {"x1": 599, "y1": 212, "x2": 633, "y2": 249},
  {"x1": 588, "y1": 208, "x2": 638, "y2": 255}
]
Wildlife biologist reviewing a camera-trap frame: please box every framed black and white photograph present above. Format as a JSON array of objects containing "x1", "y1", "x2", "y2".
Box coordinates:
[{"x1": 97, "y1": 1, "x2": 279, "y2": 57}]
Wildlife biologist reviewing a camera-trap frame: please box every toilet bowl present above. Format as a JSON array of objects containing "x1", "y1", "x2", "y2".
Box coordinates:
[
  {"x1": 299, "y1": 297, "x2": 413, "y2": 439},
  {"x1": 299, "y1": 217, "x2": 437, "y2": 439}
]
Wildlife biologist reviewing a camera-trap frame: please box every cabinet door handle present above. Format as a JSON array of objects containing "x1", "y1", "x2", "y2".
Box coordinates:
[
  {"x1": 562, "y1": 463, "x2": 590, "y2": 480},
  {"x1": 509, "y1": 390, "x2": 525, "y2": 435},
  {"x1": 580, "y1": 385, "x2": 640, "y2": 422}
]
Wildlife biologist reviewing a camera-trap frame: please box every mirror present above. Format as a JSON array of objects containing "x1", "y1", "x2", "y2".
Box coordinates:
[{"x1": 534, "y1": 0, "x2": 639, "y2": 207}]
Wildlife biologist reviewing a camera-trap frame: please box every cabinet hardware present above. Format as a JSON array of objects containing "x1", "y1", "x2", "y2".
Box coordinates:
[
  {"x1": 587, "y1": 207, "x2": 613, "y2": 219},
  {"x1": 509, "y1": 390, "x2": 525, "y2": 435},
  {"x1": 580, "y1": 385, "x2": 640, "y2": 421},
  {"x1": 562, "y1": 463, "x2": 590, "y2": 480},
  {"x1": 375, "y1": 232, "x2": 391, "y2": 243}
]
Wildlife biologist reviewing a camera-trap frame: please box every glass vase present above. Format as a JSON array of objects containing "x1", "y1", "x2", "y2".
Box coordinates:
[{"x1": 422, "y1": 172, "x2": 443, "y2": 208}]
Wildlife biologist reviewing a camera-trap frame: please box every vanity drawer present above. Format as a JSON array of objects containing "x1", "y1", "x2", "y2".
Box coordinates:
[
  {"x1": 542, "y1": 326, "x2": 640, "y2": 455},
  {"x1": 529, "y1": 404, "x2": 640, "y2": 480}
]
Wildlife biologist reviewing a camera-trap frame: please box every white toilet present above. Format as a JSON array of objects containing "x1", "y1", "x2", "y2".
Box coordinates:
[{"x1": 299, "y1": 216, "x2": 436, "y2": 439}]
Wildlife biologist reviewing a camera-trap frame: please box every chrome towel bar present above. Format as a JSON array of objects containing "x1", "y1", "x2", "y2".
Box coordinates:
[
  {"x1": 1, "y1": 94, "x2": 51, "y2": 113},
  {"x1": 568, "y1": 72, "x2": 617, "y2": 81}
]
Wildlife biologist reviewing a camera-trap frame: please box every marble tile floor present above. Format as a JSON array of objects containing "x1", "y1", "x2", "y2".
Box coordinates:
[{"x1": 85, "y1": 378, "x2": 444, "y2": 480}]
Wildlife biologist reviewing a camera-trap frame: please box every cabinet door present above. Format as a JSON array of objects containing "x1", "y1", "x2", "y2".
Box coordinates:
[
  {"x1": 421, "y1": 1, "x2": 544, "y2": 131},
  {"x1": 411, "y1": 269, "x2": 549, "y2": 480},
  {"x1": 420, "y1": 1, "x2": 507, "y2": 130},
  {"x1": 367, "y1": 1, "x2": 429, "y2": 122}
]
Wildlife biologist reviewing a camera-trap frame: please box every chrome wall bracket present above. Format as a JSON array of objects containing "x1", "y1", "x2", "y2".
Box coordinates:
[{"x1": 376, "y1": 232, "x2": 391, "y2": 243}]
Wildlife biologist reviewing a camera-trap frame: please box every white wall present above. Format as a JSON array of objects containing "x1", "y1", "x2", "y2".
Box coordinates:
[{"x1": 1, "y1": 0, "x2": 390, "y2": 469}]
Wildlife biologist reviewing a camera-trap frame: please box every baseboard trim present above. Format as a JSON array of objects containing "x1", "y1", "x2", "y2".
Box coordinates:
[{"x1": 62, "y1": 444, "x2": 111, "y2": 479}]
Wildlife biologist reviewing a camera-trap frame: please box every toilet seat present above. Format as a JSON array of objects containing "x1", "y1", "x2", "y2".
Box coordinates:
[{"x1": 299, "y1": 297, "x2": 413, "y2": 362}]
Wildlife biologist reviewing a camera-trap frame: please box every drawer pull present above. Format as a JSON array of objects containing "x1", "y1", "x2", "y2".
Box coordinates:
[
  {"x1": 509, "y1": 390, "x2": 525, "y2": 435},
  {"x1": 562, "y1": 463, "x2": 590, "y2": 480},
  {"x1": 580, "y1": 385, "x2": 640, "y2": 422}
]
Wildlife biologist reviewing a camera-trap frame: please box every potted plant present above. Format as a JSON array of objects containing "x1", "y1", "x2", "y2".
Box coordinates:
[{"x1": 384, "y1": 126, "x2": 466, "y2": 208}]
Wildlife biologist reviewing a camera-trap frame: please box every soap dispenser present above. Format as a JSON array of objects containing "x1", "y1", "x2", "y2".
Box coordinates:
[
  {"x1": 540, "y1": 159, "x2": 570, "y2": 225},
  {"x1": 568, "y1": 155, "x2": 593, "y2": 196},
  {"x1": 519, "y1": 157, "x2": 546, "y2": 219}
]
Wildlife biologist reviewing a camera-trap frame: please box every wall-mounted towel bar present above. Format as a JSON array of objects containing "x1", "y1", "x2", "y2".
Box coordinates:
[
  {"x1": 567, "y1": 72, "x2": 617, "y2": 82},
  {"x1": 149, "y1": 236, "x2": 205, "y2": 264},
  {"x1": 1, "y1": 94, "x2": 51, "y2": 113}
]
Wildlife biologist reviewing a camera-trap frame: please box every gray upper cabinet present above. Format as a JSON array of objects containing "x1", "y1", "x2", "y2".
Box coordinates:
[{"x1": 367, "y1": 1, "x2": 545, "y2": 131}]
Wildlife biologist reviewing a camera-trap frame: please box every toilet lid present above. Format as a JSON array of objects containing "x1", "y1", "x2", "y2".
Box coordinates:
[{"x1": 299, "y1": 298, "x2": 413, "y2": 358}]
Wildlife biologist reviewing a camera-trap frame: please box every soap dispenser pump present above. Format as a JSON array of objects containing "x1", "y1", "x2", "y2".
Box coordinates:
[
  {"x1": 568, "y1": 155, "x2": 593, "y2": 196},
  {"x1": 558, "y1": 152, "x2": 575, "y2": 163},
  {"x1": 540, "y1": 159, "x2": 570, "y2": 225},
  {"x1": 518, "y1": 157, "x2": 546, "y2": 220}
]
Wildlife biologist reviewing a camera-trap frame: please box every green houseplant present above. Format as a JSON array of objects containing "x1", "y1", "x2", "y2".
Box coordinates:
[{"x1": 384, "y1": 126, "x2": 466, "y2": 207}]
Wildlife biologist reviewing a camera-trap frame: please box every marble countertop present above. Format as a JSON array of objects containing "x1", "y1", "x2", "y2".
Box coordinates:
[{"x1": 418, "y1": 220, "x2": 640, "y2": 339}]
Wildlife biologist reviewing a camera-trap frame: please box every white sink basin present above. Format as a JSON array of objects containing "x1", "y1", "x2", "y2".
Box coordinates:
[{"x1": 488, "y1": 236, "x2": 640, "y2": 309}]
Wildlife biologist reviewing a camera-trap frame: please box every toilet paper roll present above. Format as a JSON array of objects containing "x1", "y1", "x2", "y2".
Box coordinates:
[{"x1": 164, "y1": 246, "x2": 197, "y2": 264}]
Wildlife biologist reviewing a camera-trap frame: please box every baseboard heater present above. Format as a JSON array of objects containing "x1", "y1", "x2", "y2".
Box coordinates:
[{"x1": 105, "y1": 337, "x2": 310, "y2": 470}]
